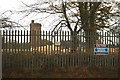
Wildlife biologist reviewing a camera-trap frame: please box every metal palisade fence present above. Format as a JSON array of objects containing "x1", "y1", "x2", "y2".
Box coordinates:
[{"x1": 1, "y1": 30, "x2": 120, "y2": 73}]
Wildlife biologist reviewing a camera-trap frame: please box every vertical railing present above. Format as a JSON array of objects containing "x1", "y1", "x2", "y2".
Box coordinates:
[
  {"x1": 2, "y1": 30, "x2": 119, "y2": 74},
  {"x1": 17, "y1": 30, "x2": 20, "y2": 70}
]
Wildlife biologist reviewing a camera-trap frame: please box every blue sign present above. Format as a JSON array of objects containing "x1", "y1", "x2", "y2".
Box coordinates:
[
  {"x1": 94, "y1": 44, "x2": 109, "y2": 55},
  {"x1": 94, "y1": 48, "x2": 108, "y2": 53}
]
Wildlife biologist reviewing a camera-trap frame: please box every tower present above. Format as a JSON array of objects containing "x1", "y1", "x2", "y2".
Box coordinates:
[{"x1": 30, "y1": 20, "x2": 41, "y2": 47}]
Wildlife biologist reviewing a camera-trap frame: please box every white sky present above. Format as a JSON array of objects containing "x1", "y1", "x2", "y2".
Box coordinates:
[
  {"x1": 0, "y1": 0, "x2": 37, "y2": 12},
  {"x1": 0, "y1": 0, "x2": 53, "y2": 30},
  {"x1": 0, "y1": 0, "x2": 33, "y2": 28},
  {"x1": 0, "y1": 0, "x2": 120, "y2": 31},
  {"x1": 0, "y1": 0, "x2": 119, "y2": 44}
]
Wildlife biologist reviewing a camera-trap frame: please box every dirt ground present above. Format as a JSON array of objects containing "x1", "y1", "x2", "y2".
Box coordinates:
[{"x1": 3, "y1": 66, "x2": 119, "y2": 78}]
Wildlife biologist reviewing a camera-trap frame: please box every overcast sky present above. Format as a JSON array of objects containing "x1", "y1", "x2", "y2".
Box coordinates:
[
  {"x1": 0, "y1": 0, "x2": 38, "y2": 11},
  {"x1": 0, "y1": 0, "x2": 120, "y2": 31},
  {"x1": 0, "y1": 0, "x2": 119, "y2": 44},
  {"x1": 0, "y1": 0, "x2": 58, "y2": 30},
  {"x1": 0, "y1": 0, "x2": 33, "y2": 29}
]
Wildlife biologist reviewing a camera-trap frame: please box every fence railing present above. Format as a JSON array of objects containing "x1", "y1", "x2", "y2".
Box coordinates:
[
  {"x1": 2, "y1": 30, "x2": 119, "y2": 54},
  {"x1": 2, "y1": 53, "x2": 119, "y2": 73},
  {"x1": 1, "y1": 30, "x2": 120, "y2": 73}
]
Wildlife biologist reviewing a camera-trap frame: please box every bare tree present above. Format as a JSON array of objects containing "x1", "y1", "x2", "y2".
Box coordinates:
[
  {"x1": 19, "y1": 1, "x2": 120, "y2": 53},
  {"x1": 0, "y1": 11, "x2": 24, "y2": 29}
]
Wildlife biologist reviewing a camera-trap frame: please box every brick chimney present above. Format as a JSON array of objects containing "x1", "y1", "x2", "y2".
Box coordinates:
[
  {"x1": 31, "y1": 20, "x2": 34, "y2": 23},
  {"x1": 30, "y1": 20, "x2": 41, "y2": 48}
]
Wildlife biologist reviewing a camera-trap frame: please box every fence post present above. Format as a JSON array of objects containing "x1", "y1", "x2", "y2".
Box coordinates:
[
  {"x1": 119, "y1": 33, "x2": 120, "y2": 54},
  {"x1": 118, "y1": 32, "x2": 120, "y2": 67},
  {"x1": 0, "y1": 30, "x2": 2, "y2": 79}
]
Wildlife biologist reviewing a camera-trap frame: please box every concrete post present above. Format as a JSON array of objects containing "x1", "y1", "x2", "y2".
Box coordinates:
[{"x1": 0, "y1": 30, "x2": 2, "y2": 79}]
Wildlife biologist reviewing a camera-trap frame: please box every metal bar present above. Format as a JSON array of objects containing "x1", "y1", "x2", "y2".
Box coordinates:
[
  {"x1": 93, "y1": 31, "x2": 96, "y2": 55},
  {"x1": 64, "y1": 31, "x2": 66, "y2": 54},
  {"x1": 17, "y1": 30, "x2": 20, "y2": 69},
  {"x1": 89, "y1": 31, "x2": 91, "y2": 53},
  {"x1": 8, "y1": 30, "x2": 11, "y2": 69},
  {"x1": 63, "y1": 31, "x2": 65, "y2": 54},
  {"x1": 102, "y1": 30, "x2": 104, "y2": 44},
  {"x1": 20, "y1": 30, "x2": 22, "y2": 69},
  {"x1": 104, "y1": 56, "x2": 107, "y2": 66},
  {"x1": 100, "y1": 32, "x2": 102, "y2": 44},
  {"x1": 48, "y1": 31, "x2": 50, "y2": 54},
  {"x1": 68, "y1": 31, "x2": 70, "y2": 54},
  {"x1": 3, "y1": 30, "x2": 9, "y2": 69},
  {"x1": 64, "y1": 31, "x2": 67, "y2": 68},
  {"x1": 43, "y1": 31, "x2": 44, "y2": 54},
  {"x1": 5, "y1": 30, "x2": 7, "y2": 54},
  {"x1": 105, "y1": 32, "x2": 107, "y2": 44},
  {"x1": 29, "y1": 30, "x2": 31, "y2": 70},
  {"x1": 60, "y1": 31, "x2": 62, "y2": 54},
  {"x1": 62, "y1": 31, "x2": 64, "y2": 54},
  {"x1": 56, "y1": 31, "x2": 58, "y2": 54},
  {"x1": 26, "y1": 30, "x2": 29, "y2": 54},
  {"x1": 118, "y1": 32, "x2": 120, "y2": 54},
  {"x1": 24, "y1": 30, "x2": 26, "y2": 55},
  {"x1": 107, "y1": 31, "x2": 109, "y2": 45},
  {"x1": 50, "y1": 31, "x2": 53, "y2": 54},
  {"x1": 12, "y1": 30, "x2": 14, "y2": 54},
  {"x1": 23, "y1": 30, "x2": 26, "y2": 69},
  {"x1": 15, "y1": 30, "x2": 17, "y2": 54},
  {"x1": 54, "y1": 32, "x2": 55, "y2": 54},
  {"x1": 26, "y1": 30, "x2": 28, "y2": 69},
  {"x1": 11, "y1": 30, "x2": 14, "y2": 69},
  {"x1": 46, "y1": 31, "x2": 47, "y2": 55},
  {"x1": 14, "y1": 30, "x2": 17, "y2": 70}
]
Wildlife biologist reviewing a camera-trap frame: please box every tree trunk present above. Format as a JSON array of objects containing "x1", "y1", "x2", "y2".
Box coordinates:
[
  {"x1": 84, "y1": 30, "x2": 99, "y2": 53},
  {"x1": 71, "y1": 31, "x2": 78, "y2": 53}
]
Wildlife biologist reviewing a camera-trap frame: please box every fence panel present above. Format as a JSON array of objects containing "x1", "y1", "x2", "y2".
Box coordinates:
[{"x1": 1, "y1": 30, "x2": 119, "y2": 74}]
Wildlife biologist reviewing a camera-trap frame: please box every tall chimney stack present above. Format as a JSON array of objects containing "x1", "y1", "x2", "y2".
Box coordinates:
[
  {"x1": 31, "y1": 20, "x2": 34, "y2": 24},
  {"x1": 30, "y1": 20, "x2": 41, "y2": 48}
]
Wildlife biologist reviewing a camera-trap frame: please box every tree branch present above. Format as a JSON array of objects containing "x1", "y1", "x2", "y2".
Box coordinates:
[
  {"x1": 62, "y1": 2, "x2": 73, "y2": 32},
  {"x1": 74, "y1": 19, "x2": 80, "y2": 31}
]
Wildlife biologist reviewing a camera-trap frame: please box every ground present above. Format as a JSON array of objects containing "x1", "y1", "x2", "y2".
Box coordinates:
[{"x1": 3, "y1": 66, "x2": 119, "y2": 78}]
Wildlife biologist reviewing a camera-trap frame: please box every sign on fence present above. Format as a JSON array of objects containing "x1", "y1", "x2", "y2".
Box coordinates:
[{"x1": 94, "y1": 44, "x2": 109, "y2": 55}]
